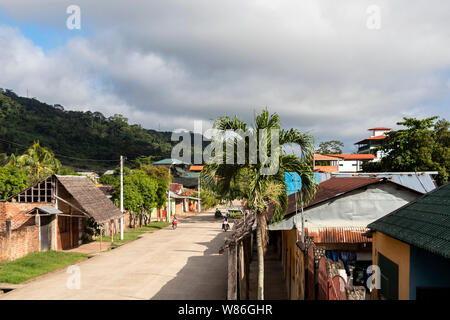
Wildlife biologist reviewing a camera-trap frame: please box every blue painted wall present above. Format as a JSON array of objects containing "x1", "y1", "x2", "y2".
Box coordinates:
[
  {"x1": 409, "y1": 245, "x2": 450, "y2": 299},
  {"x1": 284, "y1": 172, "x2": 329, "y2": 195}
]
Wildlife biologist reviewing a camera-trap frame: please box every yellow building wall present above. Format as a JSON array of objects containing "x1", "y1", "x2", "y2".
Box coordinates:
[{"x1": 372, "y1": 231, "x2": 410, "y2": 300}]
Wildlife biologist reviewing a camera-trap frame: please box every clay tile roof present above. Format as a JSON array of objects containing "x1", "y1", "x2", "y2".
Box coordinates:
[
  {"x1": 367, "y1": 135, "x2": 386, "y2": 140},
  {"x1": 326, "y1": 154, "x2": 376, "y2": 160},
  {"x1": 354, "y1": 135, "x2": 387, "y2": 145},
  {"x1": 56, "y1": 175, "x2": 122, "y2": 223},
  {"x1": 313, "y1": 154, "x2": 341, "y2": 161},
  {"x1": 313, "y1": 166, "x2": 339, "y2": 173},
  {"x1": 368, "y1": 127, "x2": 391, "y2": 130}
]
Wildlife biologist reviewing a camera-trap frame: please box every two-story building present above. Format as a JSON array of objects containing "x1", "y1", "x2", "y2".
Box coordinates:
[{"x1": 355, "y1": 127, "x2": 391, "y2": 160}]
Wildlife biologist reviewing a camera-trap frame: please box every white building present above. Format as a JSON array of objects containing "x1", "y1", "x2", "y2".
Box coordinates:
[
  {"x1": 314, "y1": 153, "x2": 376, "y2": 173},
  {"x1": 354, "y1": 127, "x2": 391, "y2": 160}
]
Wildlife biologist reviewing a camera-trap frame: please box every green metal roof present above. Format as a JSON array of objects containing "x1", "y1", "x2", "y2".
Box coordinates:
[
  {"x1": 181, "y1": 172, "x2": 200, "y2": 178},
  {"x1": 368, "y1": 182, "x2": 450, "y2": 259},
  {"x1": 152, "y1": 158, "x2": 189, "y2": 165}
]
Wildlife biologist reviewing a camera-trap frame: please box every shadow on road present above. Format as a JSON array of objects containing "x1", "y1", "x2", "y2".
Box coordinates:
[{"x1": 151, "y1": 217, "x2": 230, "y2": 300}]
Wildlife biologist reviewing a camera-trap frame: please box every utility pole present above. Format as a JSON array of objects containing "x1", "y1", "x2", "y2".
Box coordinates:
[
  {"x1": 198, "y1": 173, "x2": 201, "y2": 212},
  {"x1": 120, "y1": 155, "x2": 124, "y2": 240},
  {"x1": 300, "y1": 191, "x2": 305, "y2": 244}
]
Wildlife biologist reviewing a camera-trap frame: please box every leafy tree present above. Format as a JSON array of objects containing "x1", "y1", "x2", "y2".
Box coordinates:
[
  {"x1": 316, "y1": 140, "x2": 344, "y2": 154},
  {"x1": 198, "y1": 187, "x2": 219, "y2": 210},
  {"x1": 140, "y1": 165, "x2": 171, "y2": 182},
  {"x1": 140, "y1": 165, "x2": 171, "y2": 211},
  {"x1": 0, "y1": 166, "x2": 28, "y2": 199},
  {"x1": 57, "y1": 167, "x2": 81, "y2": 175},
  {"x1": 131, "y1": 155, "x2": 158, "y2": 168},
  {"x1": 203, "y1": 109, "x2": 316, "y2": 300},
  {"x1": 111, "y1": 170, "x2": 159, "y2": 227},
  {"x1": 9, "y1": 141, "x2": 61, "y2": 184},
  {"x1": 99, "y1": 166, "x2": 131, "y2": 185},
  {"x1": 0, "y1": 153, "x2": 9, "y2": 166},
  {"x1": 99, "y1": 173, "x2": 119, "y2": 185},
  {"x1": 363, "y1": 117, "x2": 450, "y2": 185},
  {"x1": 131, "y1": 170, "x2": 158, "y2": 225},
  {"x1": 112, "y1": 175, "x2": 143, "y2": 226}
]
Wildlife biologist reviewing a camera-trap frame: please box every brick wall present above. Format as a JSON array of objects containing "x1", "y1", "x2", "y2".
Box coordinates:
[
  {"x1": 0, "y1": 202, "x2": 45, "y2": 232},
  {"x1": 0, "y1": 202, "x2": 49, "y2": 262},
  {"x1": 0, "y1": 225, "x2": 39, "y2": 262}
]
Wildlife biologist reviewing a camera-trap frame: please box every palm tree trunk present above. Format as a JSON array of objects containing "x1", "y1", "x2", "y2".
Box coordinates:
[{"x1": 256, "y1": 212, "x2": 264, "y2": 300}]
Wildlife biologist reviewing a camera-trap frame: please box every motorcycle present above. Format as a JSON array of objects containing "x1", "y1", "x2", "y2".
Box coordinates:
[
  {"x1": 172, "y1": 218, "x2": 178, "y2": 230},
  {"x1": 222, "y1": 220, "x2": 230, "y2": 232},
  {"x1": 215, "y1": 209, "x2": 223, "y2": 218}
]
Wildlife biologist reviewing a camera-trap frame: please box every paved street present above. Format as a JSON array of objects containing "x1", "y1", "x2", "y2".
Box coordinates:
[{"x1": 1, "y1": 212, "x2": 228, "y2": 300}]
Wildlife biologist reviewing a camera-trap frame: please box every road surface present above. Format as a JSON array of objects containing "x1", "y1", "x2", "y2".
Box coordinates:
[{"x1": 1, "y1": 212, "x2": 228, "y2": 300}]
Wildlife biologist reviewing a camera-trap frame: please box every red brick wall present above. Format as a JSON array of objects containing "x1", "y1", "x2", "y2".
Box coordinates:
[
  {"x1": 0, "y1": 225, "x2": 39, "y2": 263},
  {"x1": 0, "y1": 202, "x2": 46, "y2": 232},
  {"x1": 0, "y1": 202, "x2": 50, "y2": 262}
]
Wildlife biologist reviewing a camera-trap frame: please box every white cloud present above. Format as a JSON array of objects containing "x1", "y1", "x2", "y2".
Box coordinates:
[{"x1": 0, "y1": 0, "x2": 449, "y2": 151}]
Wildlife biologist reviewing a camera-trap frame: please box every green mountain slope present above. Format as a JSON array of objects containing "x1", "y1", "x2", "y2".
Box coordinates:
[{"x1": 0, "y1": 89, "x2": 174, "y2": 171}]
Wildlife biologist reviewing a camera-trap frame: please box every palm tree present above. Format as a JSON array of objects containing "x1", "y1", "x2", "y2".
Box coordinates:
[
  {"x1": 9, "y1": 141, "x2": 61, "y2": 184},
  {"x1": 203, "y1": 110, "x2": 316, "y2": 300}
]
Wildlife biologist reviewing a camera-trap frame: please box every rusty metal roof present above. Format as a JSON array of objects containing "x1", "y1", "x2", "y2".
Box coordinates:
[
  {"x1": 304, "y1": 177, "x2": 383, "y2": 208},
  {"x1": 302, "y1": 227, "x2": 372, "y2": 244}
]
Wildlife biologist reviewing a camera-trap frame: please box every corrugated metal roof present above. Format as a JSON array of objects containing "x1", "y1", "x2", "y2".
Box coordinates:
[
  {"x1": 333, "y1": 172, "x2": 437, "y2": 194},
  {"x1": 302, "y1": 227, "x2": 371, "y2": 244},
  {"x1": 153, "y1": 158, "x2": 189, "y2": 165},
  {"x1": 368, "y1": 182, "x2": 450, "y2": 259},
  {"x1": 304, "y1": 177, "x2": 383, "y2": 208},
  {"x1": 36, "y1": 206, "x2": 63, "y2": 215},
  {"x1": 169, "y1": 183, "x2": 183, "y2": 194}
]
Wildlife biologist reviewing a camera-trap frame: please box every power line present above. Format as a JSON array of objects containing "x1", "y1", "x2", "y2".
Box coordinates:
[{"x1": 0, "y1": 137, "x2": 120, "y2": 162}]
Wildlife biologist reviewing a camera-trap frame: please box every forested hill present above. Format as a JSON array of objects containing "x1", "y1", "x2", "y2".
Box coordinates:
[{"x1": 0, "y1": 89, "x2": 174, "y2": 171}]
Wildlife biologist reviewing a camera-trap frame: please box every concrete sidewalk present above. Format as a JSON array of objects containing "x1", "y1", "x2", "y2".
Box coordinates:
[{"x1": 0, "y1": 212, "x2": 228, "y2": 300}]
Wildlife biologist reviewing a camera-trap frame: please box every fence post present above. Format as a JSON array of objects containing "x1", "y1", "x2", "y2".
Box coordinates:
[
  {"x1": 227, "y1": 243, "x2": 238, "y2": 300},
  {"x1": 6, "y1": 219, "x2": 11, "y2": 261}
]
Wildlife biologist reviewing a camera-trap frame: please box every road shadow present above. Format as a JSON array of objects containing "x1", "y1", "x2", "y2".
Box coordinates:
[{"x1": 151, "y1": 224, "x2": 230, "y2": 300}]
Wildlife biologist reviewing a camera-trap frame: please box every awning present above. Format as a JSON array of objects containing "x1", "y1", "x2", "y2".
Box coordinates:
[{"x1": 26, "y1": 206, "x2": 63, "y2": 216}]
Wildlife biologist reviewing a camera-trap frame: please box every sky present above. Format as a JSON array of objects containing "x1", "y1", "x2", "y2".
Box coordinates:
[{"x1": 0, "y1": 0, "x2": 449, "y2": 153}]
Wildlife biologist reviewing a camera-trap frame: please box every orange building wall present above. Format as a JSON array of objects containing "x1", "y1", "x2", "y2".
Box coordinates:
[{"x1": 372, "y1": 231, "x2": 410, "y2": 300}]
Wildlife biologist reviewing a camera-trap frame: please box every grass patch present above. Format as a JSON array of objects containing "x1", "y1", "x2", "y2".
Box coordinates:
[
  {"x1": 97, "y1": 231, "x2": 144, "y2": 245},
  {"x1": 0, "y1": 251, "x2": 87, "y2": 284},
  {"x1": 135, "y1": 221, "x2": 170, "y2": 232}
]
